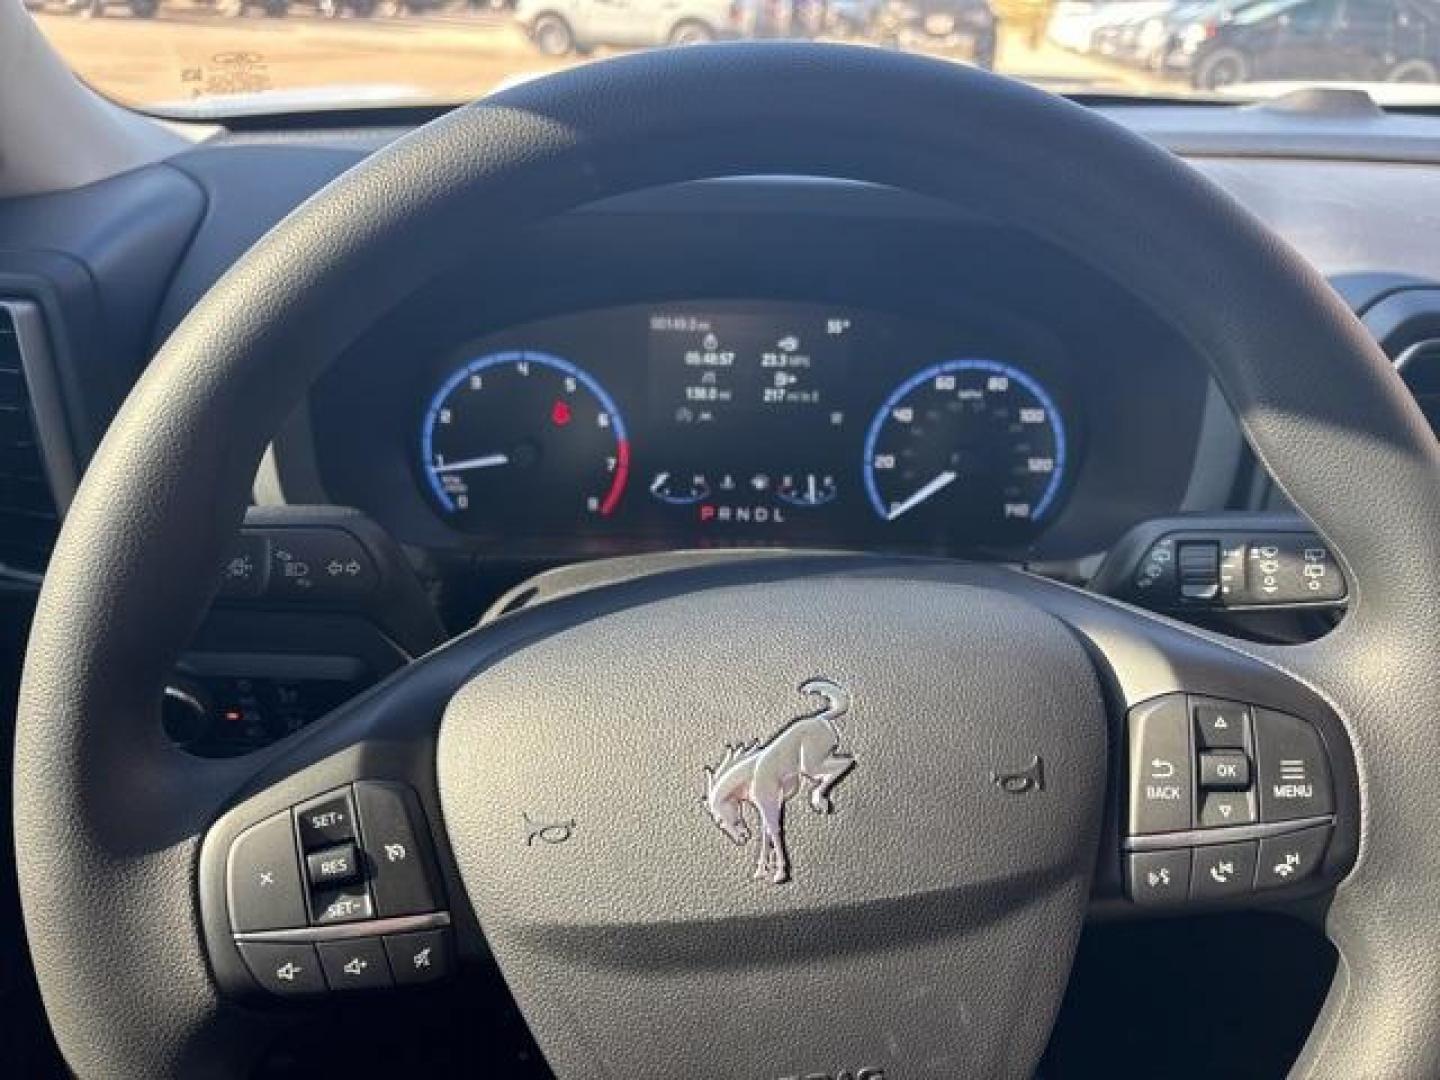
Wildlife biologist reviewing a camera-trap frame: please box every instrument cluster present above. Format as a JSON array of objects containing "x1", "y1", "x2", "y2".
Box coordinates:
[{"x1": 412, "y1": 300, "x2": 1076, "y2": 553}]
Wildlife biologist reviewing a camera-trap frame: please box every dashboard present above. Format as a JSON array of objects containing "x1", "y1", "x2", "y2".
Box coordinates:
[
  {"x1": 307, "y1": 201, "x2": 1219, "y2": 565},
  {"x1": 416, "y1": 301, "x2": 1071, "y2": 551}
]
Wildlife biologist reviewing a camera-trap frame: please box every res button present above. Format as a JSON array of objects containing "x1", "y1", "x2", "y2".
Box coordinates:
[{"x1": 306, "y1": 842, "x2": 361, "y2": 887}]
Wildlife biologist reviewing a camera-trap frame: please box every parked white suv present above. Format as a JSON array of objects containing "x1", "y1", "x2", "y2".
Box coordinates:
[{"x1": 515, "y1": 0, "x2": 744, "y2": 54}]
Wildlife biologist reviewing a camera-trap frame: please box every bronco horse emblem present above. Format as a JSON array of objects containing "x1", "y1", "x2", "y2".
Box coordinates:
[{"x1": 703, "y1": 678, "x2": 857, "y2": 884}]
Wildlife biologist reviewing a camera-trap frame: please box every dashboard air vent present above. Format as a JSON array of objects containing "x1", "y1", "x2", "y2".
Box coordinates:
[
  {"x1": 0, "y1": 302, "x2": 63, "y2": 575},
  {"x1": 1397, "y1": 338, "x2": 1440, "y2": 439}
]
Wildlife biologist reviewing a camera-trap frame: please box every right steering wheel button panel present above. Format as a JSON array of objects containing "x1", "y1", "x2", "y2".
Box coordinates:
[{"x1": 1123, "y1": 693, "x2": 1338, "y2": 905}]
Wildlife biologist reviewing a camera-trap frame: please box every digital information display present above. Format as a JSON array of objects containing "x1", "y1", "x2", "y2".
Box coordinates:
[{"x1": 644, "y1": 308, "x2": 855, "y2": 523}]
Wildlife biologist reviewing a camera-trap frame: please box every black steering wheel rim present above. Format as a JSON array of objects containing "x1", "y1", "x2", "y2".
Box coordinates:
[{"x1": 17, "y1": 42, "x2": 1440, "y2": 1078}]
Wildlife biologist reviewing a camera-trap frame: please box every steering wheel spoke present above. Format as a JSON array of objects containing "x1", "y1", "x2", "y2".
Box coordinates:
[
  {"x1": 978, "y1": 567, "x2": 1360, "y2": 917},
  {"x1": 198, "y1": 697, "x2": 461, "y2": 1004}
]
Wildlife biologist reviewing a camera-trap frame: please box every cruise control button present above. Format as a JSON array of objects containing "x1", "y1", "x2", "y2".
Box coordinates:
[
  {"x1": 307, "y1": 842, "x2": 361, "y2": 887},
  {"x1": 318, "y1": 938, "x2": 392, "y2": 991},
  {"x1": 311, "y1": 884, "x2": 374, "y2": 925},
  {"x1": 1253, "y1": 708, "x2": 1334, "y2": 822},
  {"x1": 1193, "y1": 699, "x2": 1248, "y2": 750},
  {"x1": 354, "y1": 781, "x2": 442, "y2": 917},
  {"x1": 1199, "y1": 790, "x2": 1256, "y2": 827},
  {"x1": 295, "y1": 789, "x2": 357, "y2": 850},
  {"x1": 1190, "y1": 841, "x2": 1258, "y2": 900},
  {"x1": 1198, "y1": 750, "x2": 1251, "y2": 791},
  {"x1": 238, "y1": 942, "x2": 326, "y2": 997},
  {"x1": 1127, "y1": 695, "x2": 1193, "y2": 834},
  {"x1": 1126, "y1": 849, "x2": 1191, "y2": 905},
  {"x1": 384, "y1": 929, "x2": 454, "y2": 986},
  {"x1": 227, "y1": 812, "x2": 306, "y2": 932},
  {"x1": 1256, "y1": 826, "x2": 1331, "y2": 891}
]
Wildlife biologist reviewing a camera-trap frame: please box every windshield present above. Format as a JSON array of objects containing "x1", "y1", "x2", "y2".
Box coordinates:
[{"x1": 24, "y1": 0, "x2": 1440, "y2": 116}]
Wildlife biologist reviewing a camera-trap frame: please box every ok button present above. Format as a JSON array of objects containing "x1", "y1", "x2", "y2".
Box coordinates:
[{"x1": 1199, "y1": 750, "x2": 1251, "y2": 791}]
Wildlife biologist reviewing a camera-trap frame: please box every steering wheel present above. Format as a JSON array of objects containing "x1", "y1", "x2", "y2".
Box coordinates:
[{"x1": 16, "y1": 42, "x2": 1440, "y2": 1079}]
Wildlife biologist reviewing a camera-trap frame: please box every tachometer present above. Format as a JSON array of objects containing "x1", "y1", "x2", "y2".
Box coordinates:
[
  {"x1": 421, "y1": 350, "x2": 630, "y2": 531},
  {"x1": 863, "y1": 358, "x2": 1066, "y2": 531}
]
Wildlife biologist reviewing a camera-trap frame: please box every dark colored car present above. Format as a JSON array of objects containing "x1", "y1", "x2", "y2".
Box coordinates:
[{"x1": 1171, "y1": 0, "x2": 1440, "y2": 89}]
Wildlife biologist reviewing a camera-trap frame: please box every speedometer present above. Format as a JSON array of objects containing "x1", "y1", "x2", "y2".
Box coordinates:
[
  {"x1": 421, "y1": 350, "x2": 630, "y2": 532},
  {"x1": 863, "y1": 358, "x2": 1067, "y2": 531}
]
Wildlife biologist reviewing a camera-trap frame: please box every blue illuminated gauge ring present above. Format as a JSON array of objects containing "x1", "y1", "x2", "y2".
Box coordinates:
[
  {"x1": 420, "y1": 350, "x2": 631, "y2": 516},
  {"x1": 862, "y1": 357, "x2": 1068, "y2": 524}
]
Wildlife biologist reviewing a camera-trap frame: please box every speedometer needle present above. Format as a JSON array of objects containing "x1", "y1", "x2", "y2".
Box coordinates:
[
  {"x1": 886, "y1": 470, "x2": 958, "y2": 521},
  {"x1": 432, "y1": 452, "x2": 510, "y2": 474}
]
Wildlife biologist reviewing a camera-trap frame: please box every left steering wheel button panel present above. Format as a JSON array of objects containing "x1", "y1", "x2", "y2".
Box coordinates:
[
  {"x1": 238, "y1": 942, "x2": 327, "y2": 997},
  {"x1": 227, "y1": 811, "x2": 306, "y2": 932}
]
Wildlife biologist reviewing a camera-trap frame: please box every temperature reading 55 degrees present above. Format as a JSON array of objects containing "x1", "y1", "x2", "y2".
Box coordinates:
[{"x1": 863, "y1": 358, "x2": 1068, "y2": 534}]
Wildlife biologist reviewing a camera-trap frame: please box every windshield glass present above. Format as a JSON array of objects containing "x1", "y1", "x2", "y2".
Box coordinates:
[{"x1": 24, "y1": 0, "x2": 1440, "y2": 116}]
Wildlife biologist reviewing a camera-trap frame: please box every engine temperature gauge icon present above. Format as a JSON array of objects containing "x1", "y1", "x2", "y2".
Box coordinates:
[
  {"x1": 777, "y1": 473, "x2": 838, "y2": 507},
  {"x1": 650, "y1": 471, "x2": 711, "y2": 506}
]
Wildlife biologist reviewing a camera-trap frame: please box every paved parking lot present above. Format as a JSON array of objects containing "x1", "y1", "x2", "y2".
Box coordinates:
[{"x1": 31, "y1": 2, "x2": 1176, "y2": 112}]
